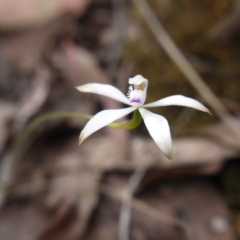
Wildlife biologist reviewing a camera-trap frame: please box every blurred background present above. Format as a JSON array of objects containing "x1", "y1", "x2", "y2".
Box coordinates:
[{"x1": 0, "y1": 0, "x2": 240, "y2": 239}]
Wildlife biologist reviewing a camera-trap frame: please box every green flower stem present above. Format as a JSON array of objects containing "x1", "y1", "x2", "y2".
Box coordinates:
[
  {"x1": 20, "y1": 109, "x2": 142, "y2": 141},
  {"x1": 3, "y1": 110, "x2": 142, "y2": 195},
  {"x1": 20, "y1": 112, "x2": 92, "y2": 141},
  {"x1": 108, "y1": 109, "x2": 142, "y2": 130}
]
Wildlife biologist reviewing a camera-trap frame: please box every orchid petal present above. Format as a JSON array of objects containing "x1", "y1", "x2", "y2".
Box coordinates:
[
  {"x1": 79, "y1": 107, "x2": 136, "y2": 144},
  {"x1": 143, "y1": 95, "x2": 211, "y2": 114},
  {"x1": 139, "y1": 108, "x2": 173, "y2": 160},
  {"x1": 76, "y1": 83, "x2": 130, "y2": 105}
]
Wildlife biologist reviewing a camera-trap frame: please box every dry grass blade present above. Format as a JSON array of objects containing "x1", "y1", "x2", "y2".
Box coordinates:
[{"x1": 131, "y1": 0, "x2": 240, "y2": 143}]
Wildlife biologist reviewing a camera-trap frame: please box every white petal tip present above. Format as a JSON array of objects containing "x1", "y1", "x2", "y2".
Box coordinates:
[
  {"x1": 199, "y1": 105, "x2": 211, "y2": 115},
  {"x1": 165, "y1": 150, "x2": 173, "y2": 160},
  {"x1": 75, "y1": 86, "x2": 85, "y2": 92},
  {"x1": 79, "y1": 134, "x2": 84, "y2": 145},
  {"x1": 162, "y1": 147, "x2": 173, "y2": 160},
  {"x1": 206, "y1": 109, "x2": 212, "y2": 115}
]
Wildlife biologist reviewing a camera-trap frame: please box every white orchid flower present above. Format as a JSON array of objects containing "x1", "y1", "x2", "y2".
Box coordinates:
[{"x1": 76, "y1": 75, "x2": 210, "y2": 160}]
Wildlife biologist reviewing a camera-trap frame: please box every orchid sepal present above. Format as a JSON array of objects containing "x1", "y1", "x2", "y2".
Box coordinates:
[
  {"x1": 76, "y1": 83, "x2": 130, "y2": 105},
  {"x1": 139, "y1": 108, "x2": 173, "y2": 160},
  {"x1": 79, "y1": 107, "x2": 136, "y2": 145},
  {"x1": 143, "y1": 95, "x2": 211, "y2": 114}
]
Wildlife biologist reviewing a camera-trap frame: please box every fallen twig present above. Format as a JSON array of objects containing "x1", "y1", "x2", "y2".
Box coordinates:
[
  {"x1": 118, "y1": 168, "x2": 146, "y2": 240},
  {"x1": 101, "y1": 183, "x2": 193, "y2": 240}
]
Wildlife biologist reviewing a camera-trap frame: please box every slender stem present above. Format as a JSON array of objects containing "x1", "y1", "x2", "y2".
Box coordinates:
[
  {"x1": 19, "y1": 109, "x2": 142, "y2": 142},
  {"x1": 19, "y1": 112, "x2": 92, "y2": 141},
  {"x1": 109, "y1": 109, "x2": 142, "y2": 130}
]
